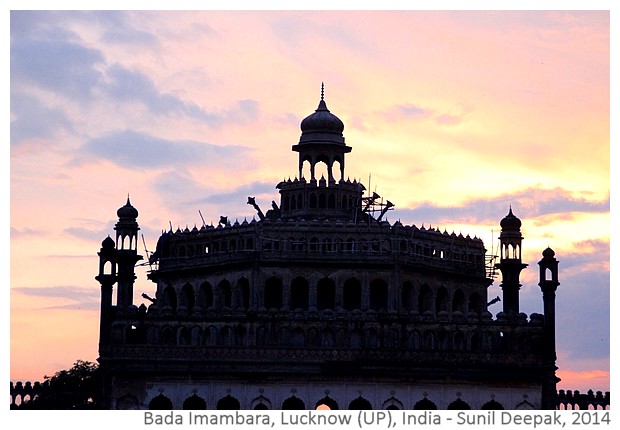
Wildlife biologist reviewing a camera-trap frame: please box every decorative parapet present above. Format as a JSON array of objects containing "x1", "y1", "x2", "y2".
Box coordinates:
[
  {"x1": 11, "y1": 379, "x2": 609, "y2": 410},
  {"x1": 557, "y1": 389, "x2": 610, "y2": 410},
  {"x1": 9, "y1": 380, "x2": 49, "y2": 409},
  {"x1": 153, "y1": 219, "x2": 487, "y2": 278}
]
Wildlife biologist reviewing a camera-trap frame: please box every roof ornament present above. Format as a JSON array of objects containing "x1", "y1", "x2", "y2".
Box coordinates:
[{"x1": 321, "y1": 82, "x2": 324, "y2": 100}]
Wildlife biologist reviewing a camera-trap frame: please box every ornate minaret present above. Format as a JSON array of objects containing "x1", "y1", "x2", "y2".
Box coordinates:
[
  {"x1": 538, "y1": 247, "x2": 560, "y2": 409},
  {"x1": 96, "y1": 236, "x2": 116, "y2": 349},
  {"x1": 495, "y1": 207, "x2": 527, "y2": 315},
  {"x1": 114, "y1": 197, "x2": 143, "y2": 314}
]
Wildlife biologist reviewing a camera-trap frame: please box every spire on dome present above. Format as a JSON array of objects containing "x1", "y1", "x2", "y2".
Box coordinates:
[{"x1": 321, "y1": 82, "x2": 324, "y2": 101}]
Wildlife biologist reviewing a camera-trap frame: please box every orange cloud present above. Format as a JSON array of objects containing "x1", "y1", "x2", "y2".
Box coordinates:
[{"x1": 556, "y1": 369, "x2": 610, "y2": 393}]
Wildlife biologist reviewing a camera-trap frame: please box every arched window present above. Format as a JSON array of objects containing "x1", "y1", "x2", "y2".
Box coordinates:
[
  {"x1": 413, "y1": 397, "x2": 437, "y2": 410},
  {"x1": 348, "y1": 396, "x2": 372, "y2": 410},
  {"x1": 191, "y1": 326, "x2": 202, "y2": 346},
  {"x1": 264, "y1": 277, "x2": 283, "y2": 310},
  {"x1": 180, "y1": 283, "x2": 195, "y2": 314},
  {"x1": 369, "y1": 279, "x2": 388, "y2": 311},
  {"x1": 316, "y1": 396, "x2": 339, "y2": 410},
  {"x1": 205, "y1": 326, "x2": 217, "y2": 346},
  {"x1": 282, "y1": 395, "x2": 305, "y2": 410},
  {"x1": 328, "y1": 193, "x2": 336, "y2": 209},
  {"x1": 291, "y1": 277, "x2": 309, "y2": 310},
  {"x1": 481, "y1": 399, "x2": 505, "y2": 410},
  {"x1": 161, "y1": 285, "x2": 177, "y2": 313},
  {"x1": 234, "y1": 325, "x2": 247, "y2": 346},
  {"x1": 199, "y1": 282, "x2": 213, "y2": 311},
  {"x1": 310, "y1": 193, "x2": 318, "y2": 208},
  {"x1": 435, "y1": 287, "x2": 449, "y2": 313},
  {"x1": 251, "y1": 393, "x2": 271, "y2": 410},
  {"x1": 418, "y1": 284, "x2": 433, "y2": 314},
  {"x1": 218, "y1": 280, "x2": 232, "y2": 309},
  {"x1": 149, "y1": 394, "x2": 173, "y2": 410},
  {"x1": 255, "y1": 325, "x2": 268, "y2": 346},
  {"x1": 343, "y1": 278, "x2": 362, "y2": 311},
  {"x1": 448, "y1": 398, "x2": 471, "y2": 409},
  {"x1": 317, "y1": 278, "x2": 336, "y2": 310},
  {"x1": 452, "y1": 289, "x2": 465, "y2": 313},
  {"x1": 217, "y1": 394, "x2": 240, "y2": 410},
  {"x1": 545, "y1": 267, "x2": 553, "y2": 281},
  {"x1": 423, "y1": 330, "x2": 436, "y2": 350},
  {"x1": 183, "y1": 394, "x2": 207, "y2": 410},
  {"x1": 315, "y1": 156, "x2": 329, "y2": 181},
  {"x1": 332, "y1": 159, "x2": 343, "y2": 182},
  {"x1": 515, "y1": 399, "x2": 536, "y2": 410},
  {"x1": 219, "y1": 326, "x2": 232, "y2": 346},
  {"x1": 237, "y1": 278, "x2": 250, "y2": 310},
  {"x1": 320, "y1": 329, "x2": 335, "y2": 347},
  {"x1": 177, "y1": 326, "x2": 190, "y2": 345},
  {"x1": 382, "y1": 396, "x2": 404, "y2": 410},
  {"x1": 402, "y1": 281, "x2": 415, "y2": 312}
]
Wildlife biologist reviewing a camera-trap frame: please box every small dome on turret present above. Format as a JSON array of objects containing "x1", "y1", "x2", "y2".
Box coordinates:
[
  {"x1": 542, "y1": 247, "x2": 555, "y2": 258},
  {"x1": 117, "y1": 197, "x2": 138, "y2": 220},
  {"x1": 101, "y1": 235, "x2": 115, "y2": 249},
  {"x1": 300, "y1": 98, "x2": 344, "y2": 135},
  {"x1": 500, "y1": 207, "x2": 521, "y2": 230}
]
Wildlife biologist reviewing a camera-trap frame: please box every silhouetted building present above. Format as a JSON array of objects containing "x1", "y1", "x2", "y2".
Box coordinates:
[{"x1": 97, "y1": 88, "x2": 561, "y2": 410}]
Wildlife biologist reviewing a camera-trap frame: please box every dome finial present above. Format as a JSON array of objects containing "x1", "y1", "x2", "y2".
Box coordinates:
[{"x1": 321, "y1": 82, "x2": 324, "y2": 101}]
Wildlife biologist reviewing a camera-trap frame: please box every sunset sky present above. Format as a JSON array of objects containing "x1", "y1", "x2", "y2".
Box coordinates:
[{"x1": 8, "y1": 6, "x2": 612, "y2": 395}]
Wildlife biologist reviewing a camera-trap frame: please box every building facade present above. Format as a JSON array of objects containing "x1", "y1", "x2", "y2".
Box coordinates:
[{"x1": 96, "y1": 90, "x2": 560, "y2": 410}]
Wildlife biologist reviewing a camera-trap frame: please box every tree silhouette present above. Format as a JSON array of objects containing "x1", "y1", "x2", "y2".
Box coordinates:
[{"x1": 22, "y1": 360, "x2": 101, "y2": 409}]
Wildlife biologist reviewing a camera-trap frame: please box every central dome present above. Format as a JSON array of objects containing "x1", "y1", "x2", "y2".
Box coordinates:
[
  {"x1": 298, "y1": 84, "x2": 345, "y2": 145},
  {"x1": 300, "y1": 98, "x2": 345, "y2": 135}
]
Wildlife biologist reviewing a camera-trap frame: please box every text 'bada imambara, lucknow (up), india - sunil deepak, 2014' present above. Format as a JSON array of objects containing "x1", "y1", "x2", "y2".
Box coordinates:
[{"x1": 94, "y1": 84, "x2": 568, "y2": 411}]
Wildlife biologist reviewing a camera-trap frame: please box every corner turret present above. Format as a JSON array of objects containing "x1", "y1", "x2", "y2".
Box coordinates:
[
  {"x1": 113, "y1": 197, "x2": 143, "y2": 313},
  {"x1": 495, "y1": 207, "x2": 527, "y2": 316}
]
